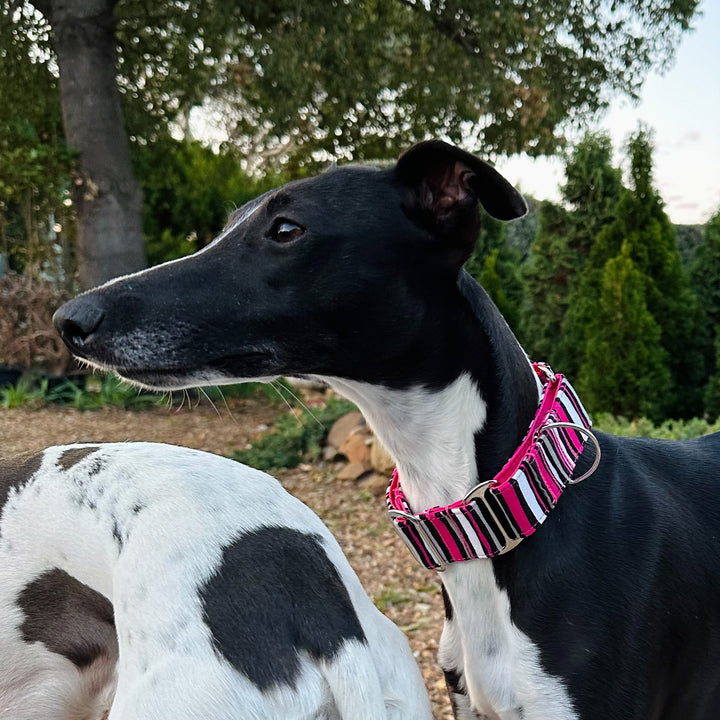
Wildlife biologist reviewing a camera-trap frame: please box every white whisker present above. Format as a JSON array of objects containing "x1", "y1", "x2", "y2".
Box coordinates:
[
  {"x1": 276, "y1": 380, "x2": 324, "y2": 429},
  {"x1": 270, "y1": 381, "x2": 304, "y2": 427},
  {"x1": 199, "y1": 387, "x2": 222, "y2": 418},
  {"x1": 215, "y1": 386, "x2": 239, "y2": 425}
]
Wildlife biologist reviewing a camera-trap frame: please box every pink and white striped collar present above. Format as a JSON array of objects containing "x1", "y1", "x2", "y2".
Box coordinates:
[{"x1": 386, "y1": 363, "x2": 601, "y2": 570}]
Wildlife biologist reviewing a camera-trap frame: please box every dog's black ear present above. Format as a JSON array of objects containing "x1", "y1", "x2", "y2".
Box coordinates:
[{"x1": 396, "y1": 140, "x2": 527, "y2": 223}]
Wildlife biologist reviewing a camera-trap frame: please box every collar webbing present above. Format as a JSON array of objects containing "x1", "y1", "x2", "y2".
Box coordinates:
[{"x1": 386, "y1": 363, "x2": 599, "y2": 570}]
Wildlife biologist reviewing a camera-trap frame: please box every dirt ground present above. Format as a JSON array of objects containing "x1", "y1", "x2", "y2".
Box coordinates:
[{"x1": 0, "y1": 393, "x2": 452, "y2": 719}]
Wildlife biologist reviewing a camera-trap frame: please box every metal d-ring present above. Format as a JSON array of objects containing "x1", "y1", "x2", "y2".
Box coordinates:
[{"x1": 538, "y1": 422, "x2": 602, "y2": 484}]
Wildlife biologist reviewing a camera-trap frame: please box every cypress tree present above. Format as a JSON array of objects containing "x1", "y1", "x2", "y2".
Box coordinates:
[
  {"x1": 622, "y1": 129, "x2": 708, "y2": 417},
  {"x1": 521, "y1": 201, "x2": 577, "y2": 364},
  {"x1": 690, "y1": 210, "x2": 720, "y2": 327},
  {"x1": 567, "y1": 128, "x2": 706, "y2": 418},
  {"x1": 578, "y1": 246, "x2": 670, "y2": 420},
  {"x1": 704, "y1": 329, "x2": 720, "y2": 422},
  {"x1": 552, "y1": 133, "x2": 623, "y2": 377},
  {"x1": 467, "y1": 212, "x2": 524, "y2": 336},
  {"x1": 691, "y1": 209, "x2": 720, "y2": 417}
]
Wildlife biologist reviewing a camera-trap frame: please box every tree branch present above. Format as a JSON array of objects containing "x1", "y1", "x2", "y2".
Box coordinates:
[{"x1": 397, "y1": 0, "x2": 487, "y2": 60}]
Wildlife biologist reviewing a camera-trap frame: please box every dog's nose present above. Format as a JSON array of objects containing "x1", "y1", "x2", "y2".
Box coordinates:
[{"x1": 53, "y1": 296, "x2": 106, "y2": 352}]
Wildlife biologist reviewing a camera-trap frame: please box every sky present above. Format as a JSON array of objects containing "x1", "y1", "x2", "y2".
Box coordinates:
[{"x1": 495, "y1": 0, "x2": 720, "y2": 225}]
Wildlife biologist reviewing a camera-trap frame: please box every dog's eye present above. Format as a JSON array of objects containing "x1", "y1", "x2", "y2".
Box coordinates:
[{"x1": 269, "y1": 220, "x2": 305, "y2": 243}]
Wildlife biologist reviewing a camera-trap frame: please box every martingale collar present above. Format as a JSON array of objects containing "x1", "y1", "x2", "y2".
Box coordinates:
[{"x1": 386, "y1": 363, "x2": 601, "y2": 571}]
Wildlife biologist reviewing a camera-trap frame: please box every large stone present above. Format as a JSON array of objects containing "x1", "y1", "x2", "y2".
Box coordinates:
[
  {"x1": 339, "y1": 432, "x2": 371, "y2": 465},
  {"x1": 327, "y1": 411, "x2": 363, "y2": 450}
]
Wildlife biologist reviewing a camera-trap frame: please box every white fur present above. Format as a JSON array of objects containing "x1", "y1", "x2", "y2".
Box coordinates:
[
  {"x1": 0, "y1": 443, "x2": 431, "y2": 720},
  {"x1": 323, "y1": 374, "x2": 486, "y2": 509},
  {"x1": 319, "y1": 374, "x2": 579, "y2": 720}
]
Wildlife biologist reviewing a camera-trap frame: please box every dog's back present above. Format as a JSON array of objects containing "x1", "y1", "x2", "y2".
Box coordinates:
[{"x1": 0, "y1": 443, "x2": 431, "y2": 720}]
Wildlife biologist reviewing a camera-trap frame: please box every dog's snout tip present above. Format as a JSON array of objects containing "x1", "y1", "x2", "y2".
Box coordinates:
[{"x1": 53, "y1": 297, "x2": 106, "y2": 350}]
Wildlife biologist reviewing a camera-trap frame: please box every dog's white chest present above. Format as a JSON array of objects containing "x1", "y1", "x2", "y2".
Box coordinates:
[{"x1": 439, "y1": 563, "x2": 578, "y2": 720}]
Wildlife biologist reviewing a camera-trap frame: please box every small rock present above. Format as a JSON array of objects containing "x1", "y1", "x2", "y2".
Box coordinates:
[
  {"x1": 337, "y1": 462, "x2": 370, "y2": 481},
  {"x1": 323, "y1": 445, "x2": 339, "y2": 461},
  {"x1": 359, "y1": 472, "x2": 389, "y2": 496}
]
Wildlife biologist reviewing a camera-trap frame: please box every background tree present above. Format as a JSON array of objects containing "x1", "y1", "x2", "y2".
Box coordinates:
[
  {"x1": 691, "y1": 210, "x2": 720, "y2": 417},
  {"x1": 465, "y1": 211, "x2": 525, "y2": 335},
  {"x1": 690, "y1": 210, "x2": 720, "y2": 331},
  {"x1": 704, "y1": 330, "x2": 720, "y2": 422},
  {"x1": 523, "y1": 133, "x2": 623, "y2": 375},
  {"x1": 0, "y1": 2, "x2": 74, "y2": 280},
  {"x1": 521, "y1": 201, "x2": 576, "y2": 364},
  {"x1": 578, "y1": 246, "x2": 670, "y2": 420},
  {"x1": 0, "y1": 0, "x2": 700, "y2": 286},
  {"x1": 561, "y1": 133, "x2": 624, "y2": 256},
  {"x1": 616, "y1": 129, "x2": 708, "y2": 417},
  {"x1": 131, "y1": 139, "x2": 284, "y2": 266},
  {"x1": 565, "y1": 128, "x2": 707, "y2": 417},
  {"x1": 20, "y1": 0, "x2": 146, "y2": 288}
]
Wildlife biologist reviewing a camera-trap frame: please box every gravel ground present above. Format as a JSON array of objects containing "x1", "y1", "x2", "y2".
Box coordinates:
[{"x1": 0, "y1": 395, "x2": 453, "y2": 719}]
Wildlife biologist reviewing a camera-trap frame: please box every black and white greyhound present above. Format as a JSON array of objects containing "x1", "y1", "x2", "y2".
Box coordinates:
[
  {"x1": 0, "y1": 443, "x2": 431, "y2": 720},
  {"x1": 54, "y1": 140, "x2": 720, "y2": 720}
]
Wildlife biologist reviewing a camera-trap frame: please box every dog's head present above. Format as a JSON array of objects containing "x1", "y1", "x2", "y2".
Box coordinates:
[{"x1": 54, "y1": 140, "x2": 526, "y2": 390}]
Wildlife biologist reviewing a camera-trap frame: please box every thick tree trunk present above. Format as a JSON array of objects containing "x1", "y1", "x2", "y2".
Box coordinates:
[{"x1": 42, "y1": 0, "x2": 146, "y2": 289}]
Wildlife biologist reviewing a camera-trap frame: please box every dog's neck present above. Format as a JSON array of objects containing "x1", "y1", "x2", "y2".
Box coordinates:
[{"x1": 321, "y1": 271, "x2": 540, "y2": 514}]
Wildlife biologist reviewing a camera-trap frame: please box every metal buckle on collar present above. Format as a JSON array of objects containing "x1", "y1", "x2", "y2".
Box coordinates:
[
  {"x1": 537, "y1": 422, "x2": 602, "y2": 484},
  {"x1": 463, "y1": 480, "x2": 523, "y2": 555},
  {"x1": 387, "y1": 509, "x2": 448, "y2": 571}
]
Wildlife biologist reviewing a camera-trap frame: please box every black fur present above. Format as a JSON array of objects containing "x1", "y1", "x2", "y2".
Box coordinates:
[
  {"x1": 200, "y1": 526, "x2": 367, "y2": 691},
  {"x1": 53, "y1": 149, "x2": 525, "y2": 394},
  {"x1": 494, "y1": 434, "x2": 720, "y2": 719}
]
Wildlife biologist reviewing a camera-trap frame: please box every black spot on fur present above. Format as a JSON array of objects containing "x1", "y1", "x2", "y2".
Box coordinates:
[
  {"x1": 443, "y1": 666, "x2": 469, "y2": 716},
  {"x1": 441, "y1": 582, "x2": 454, "y2": 620},
  {"x1": 200, "y1": 526, "x2": 366, "y2": 691},
  {"x1": 111, "y1": 517, "x2": 125, "y2": 548},
  {"x1": 443, "y1": 666, "x2": 464, "y2": 693},
  {"x1": 0, "y1": 451, "x2": 43, "y2": 515},
  {"x1": 87, "y1": 456, "x2": 106, "y2": 476},
  {"x1": 56, "y1": 446, "x2": 100, "y2": 472},
  {"x1": 18, "y1": 568, "x2": 117, "y2": 668}
]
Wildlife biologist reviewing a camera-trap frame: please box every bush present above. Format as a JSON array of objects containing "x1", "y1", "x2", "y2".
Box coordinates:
[
  {"x1": 593, "y1": 413, "x2": 720, "y2": 440},
  {"x1": 132, "y1": 139, "x2": 287, "y2": 265},
  {"x1": 233, "y1": 396, "x2": 357, "y2": 470},
  {"x1": 0, "y1": 273, "x2": 72, "y2": 373}
]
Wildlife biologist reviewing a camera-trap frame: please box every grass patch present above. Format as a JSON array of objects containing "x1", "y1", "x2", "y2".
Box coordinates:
[
  {"x1": 232, "y1": 395, "x2": 356, "y2": 471},
  {"x1": 374, "y1": 587, "x2": 414, "y2": 611},
  {"x1": 0, "y1": 373, "x2": 290, "y2": 411},
  {"x1": 0, "y1": 374, "x2": 164, "y2": 410},
  {"x1": 0, "y1": 377, "x2": 47, "y2": 408}
]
